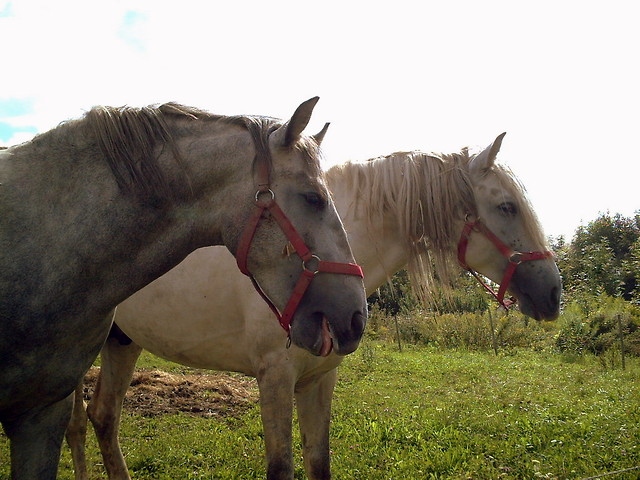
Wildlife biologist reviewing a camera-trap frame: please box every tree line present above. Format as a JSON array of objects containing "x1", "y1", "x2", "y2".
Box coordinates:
[{"x1": 553, "y1": 211, "x2": 640, "y2": 304}]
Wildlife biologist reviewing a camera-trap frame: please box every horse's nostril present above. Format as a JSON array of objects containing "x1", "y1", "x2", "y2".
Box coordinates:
[
  {"x1": 351, "y1": 311, "x2": 366, "y2": 336},
  {"x1": 551, "y1": 286, "x2": 561, "y2": 306}
]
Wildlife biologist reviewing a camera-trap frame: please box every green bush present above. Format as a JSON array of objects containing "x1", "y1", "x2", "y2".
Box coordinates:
[
  {"x1": 366, "y1": 306, "x2": 554, "y2": 352},
  {"x1": 368, "y1": 269, "x2": 490, "y2": 317},
  {"x1": 366, "y1": 267, "x2": 640, "y2": 358},
  {"x1": 554, "y1": 295, "x2": 640, "y2": 356}
]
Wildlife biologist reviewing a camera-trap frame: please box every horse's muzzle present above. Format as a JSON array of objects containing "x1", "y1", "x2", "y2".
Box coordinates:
[{"x1": 333, "y1": 310, "x2": 366, "y2": 356}]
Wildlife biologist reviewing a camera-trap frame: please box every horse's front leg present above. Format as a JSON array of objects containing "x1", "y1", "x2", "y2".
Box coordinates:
[
  {"x1": 3, "y1": 392, "x2": 74, "y2": 480},
  {"x1": 86, "y1": 325, "x2": 143, "y2": 480},
  {"x1": 295, "y1": 369, "x2": 337, "y2": 480},
  {"x1": 256, "y1": 361, "x2": 297, "y2": 480},
  {"x1": 65, "y1": 383, "x2": 89, "y2": 480}
]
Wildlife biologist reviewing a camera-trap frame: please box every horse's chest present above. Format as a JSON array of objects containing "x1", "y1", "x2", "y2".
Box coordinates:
[{"x1": 0, "y1": 311, "x2": 112, "y2": 419}]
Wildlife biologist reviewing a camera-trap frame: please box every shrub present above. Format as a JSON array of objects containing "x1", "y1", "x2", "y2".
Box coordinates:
[
  {"x1": 555, "y1": 295, "x2": 640, "y2": 356},
  {"x1": 368, "y1": 307, "x2": 554, "y2": 352},
  {"x1": 367, "y1": 270, "x2": 491, "y2": 317}
]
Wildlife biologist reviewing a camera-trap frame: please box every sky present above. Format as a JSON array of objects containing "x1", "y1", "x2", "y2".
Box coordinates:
[{"x1": 1, "y1": 0, "x2": 638, "y2": 241}]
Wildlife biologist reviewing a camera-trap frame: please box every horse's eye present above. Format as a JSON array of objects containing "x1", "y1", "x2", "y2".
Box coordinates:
[
  {"x1": 302, "y1": 192, "x2": 326, "y2": 210},
  {"x1": 498, "y1": 202, "x2": 517, "y2": 216}
]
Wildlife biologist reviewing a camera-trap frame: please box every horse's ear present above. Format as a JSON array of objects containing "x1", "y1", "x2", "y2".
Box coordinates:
[
  {"x1": 271, "y1": 97, "x2": 320, "y2": 148},
  {"x1": 312, "y1": 122, "x2": 330, "y2": 146},
  {"x1": 470, "y1": 132, "x2": 506, "y2": 175}
]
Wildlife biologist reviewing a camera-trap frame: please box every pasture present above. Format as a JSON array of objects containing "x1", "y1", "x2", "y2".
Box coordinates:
[{"x1": 1, "y1": 337, "x2": 638, "y2": 479}]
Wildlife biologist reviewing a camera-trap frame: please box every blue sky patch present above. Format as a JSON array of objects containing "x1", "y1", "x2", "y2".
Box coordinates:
[
  {"x1": 0, "y1": 98, "x2": 34, "y2": 117},
  {"x1": 0, "y1": 122, "x2": 37, "y2": 143},
  {"x1": 118, "y1": 10, "x2": 147, "y2": 51},
  {"x1": 0, "y1": 2, "x2": 13, "y2": 17},
  {"x1": 122, "y1": 10, "x2": 143, "y2": 27},
  {"x1": 0, "y1": 98, "x2": 37, "y2": 143}
]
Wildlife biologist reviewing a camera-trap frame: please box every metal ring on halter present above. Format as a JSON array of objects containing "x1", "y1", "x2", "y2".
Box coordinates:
[
  {"x1": 465, "y1": 213, "x2": 481, "y2": 228},
  {"x1": 509, "y1": 252, "x2": 523, "y2": 264},
  {"x1": 302, "y1": 255, "x2": 321, "y2": 275},
  {"x1": 255, "y1": 189, "x2": 275, "y2": 205}
]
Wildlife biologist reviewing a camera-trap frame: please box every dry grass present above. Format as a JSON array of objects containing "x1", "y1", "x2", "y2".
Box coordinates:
[{"x1": 82, "y1": 367, "x2": 259, "y2": 418}]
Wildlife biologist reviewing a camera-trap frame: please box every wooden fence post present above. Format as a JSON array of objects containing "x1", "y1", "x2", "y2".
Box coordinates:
[
  {"x1": 394, "y1": 314, "x2": 403, "y2": 352},
  {"x1": 617, "y1": 313, "x2": 626, "y2": 371},
  {"x1": 488, "y1": 308, "x2": 498, "y2": 356}
]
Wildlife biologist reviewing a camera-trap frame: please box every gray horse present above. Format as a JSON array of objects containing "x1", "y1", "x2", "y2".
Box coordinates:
[{"x1": 0, "y1": 98, "x2": 367, "y2": 479}]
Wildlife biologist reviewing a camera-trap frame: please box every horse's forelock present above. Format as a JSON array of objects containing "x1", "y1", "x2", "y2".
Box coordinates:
[
  {"x1": 491, "y1": 163, "x2": 549, "y2": 250},
  {"x1": 240, "y1": 115, "x2": 324, "y2": 184},
  {"x1": 295, "y1": 134, "x2": 325, "y2": 179}
]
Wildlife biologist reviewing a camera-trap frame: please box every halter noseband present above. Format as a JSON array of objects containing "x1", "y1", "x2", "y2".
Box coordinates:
[
  {"x1": 457, "y1": 215, "x2": 553, "y2": 309},
  {"x1": 235, "y1": 158, "x2": 363, "y2": 335}
]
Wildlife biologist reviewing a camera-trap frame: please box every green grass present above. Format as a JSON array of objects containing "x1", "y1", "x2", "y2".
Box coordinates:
[
  {"x1": 1, "y1": 343, "x2": 639, "y2": 479},
  {"x1": 331, "y1": 343, "x2": 640, "y2": 479}
]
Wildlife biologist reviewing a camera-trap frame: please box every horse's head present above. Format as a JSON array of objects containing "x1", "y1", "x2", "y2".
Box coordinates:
[
  {"x1": 461, "y1": 133, "x2": 561, "y2": 320},
  {"x1": 229, "y1": 98, "x2": 367, "y2": 356}
]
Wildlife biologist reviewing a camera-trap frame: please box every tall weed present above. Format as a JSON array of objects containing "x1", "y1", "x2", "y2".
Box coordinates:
[
  {"x1": 367, "y1": 306, "x2": 554, "y2": 352},
  {"x1": 555, "y1": 295, "x2": 640, "y2": 356}
]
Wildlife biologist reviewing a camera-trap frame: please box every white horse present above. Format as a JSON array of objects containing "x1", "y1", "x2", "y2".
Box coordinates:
[
  {"x1": 0, "y1": 97, "x2": 367, "y2": 479},
  {"x1": 67, "y1": 133, "x2": 561, "y2": 480}
]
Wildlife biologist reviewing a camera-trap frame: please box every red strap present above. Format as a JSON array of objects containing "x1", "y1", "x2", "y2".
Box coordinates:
[
  {"x1": 473, "y1": 220, "x2": 513, "y2": 258},
  {"x1": 318, "y1": 260, "x2": 363, "y2": 277},
  {"x1": 236, "y1": 203, "x2": 267, "y2": 276},
  {"x1": 278, "y1": 263, "x2": 363, "y2": 333},
  {"x1": 235, "y1": 185, "x2": 365, "y2": 335},
  {"x1": 248, "y1": 275, "x2": 284, "y2": 322},
  {"x1": 496, "y1": 262, "x2": 518, "y2": 306},
  {"x1": 267, "y1": 202, "x2": 312, "y2": 261},
  {"x1": 279, "y1": 269, "x2": 316, "y2": 331},
  {"x1": 458, "y1": 217, "x2": 552, "y2": 309}
]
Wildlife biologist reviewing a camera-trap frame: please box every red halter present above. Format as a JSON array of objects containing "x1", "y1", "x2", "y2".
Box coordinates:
[
  {"x1": 457, "y1": 215, "x2": 553, "y2": 309},
  {"x1": 235, "y1": 162, "x2": 364, "y2": 335}
]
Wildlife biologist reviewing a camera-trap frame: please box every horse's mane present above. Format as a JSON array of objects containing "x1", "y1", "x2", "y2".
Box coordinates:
[
  {"x1": 83, "y1": 103, "x2": 194, "y2": 205},
  {"x1": 79, "y1": 103, "x2": 323, "y2": 205},
  {"x1": 326, "y1": 149, "x2": 547, "y2": 304}
]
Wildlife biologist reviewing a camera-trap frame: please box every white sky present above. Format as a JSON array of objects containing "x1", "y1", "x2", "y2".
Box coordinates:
[{"x1": 1, "y1": 0, "x2": 638, "y2": 240}]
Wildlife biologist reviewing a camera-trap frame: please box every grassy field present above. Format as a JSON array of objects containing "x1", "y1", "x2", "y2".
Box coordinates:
[{"x1": 1, "y1": 341, "x2": 639, "y2": 479}]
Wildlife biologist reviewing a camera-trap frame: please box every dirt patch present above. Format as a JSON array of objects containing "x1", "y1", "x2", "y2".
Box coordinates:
[{"x1": 82, "y1": 368, "x2": 259, "y2": 418}]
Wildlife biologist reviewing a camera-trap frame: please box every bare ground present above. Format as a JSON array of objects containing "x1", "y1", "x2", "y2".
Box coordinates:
[{"x1": 82, "y1": 367, "x2": 259, "y2": 418}]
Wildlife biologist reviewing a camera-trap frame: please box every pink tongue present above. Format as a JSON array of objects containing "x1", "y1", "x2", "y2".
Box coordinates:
[{"x1": 319, "y1": 316, "x2": 333, "y2": 357}]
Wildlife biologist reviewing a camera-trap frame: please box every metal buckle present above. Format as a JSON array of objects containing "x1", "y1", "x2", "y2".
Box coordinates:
[
  {"x1": 302, "y1": 255, "x2": 321, "y2": 275},
  {"x1": 255, "y1": 189, "x2": 275, "y2": 206},
  {"x1": 509, "y1": 252, "x2": 523, "y2": 264}
]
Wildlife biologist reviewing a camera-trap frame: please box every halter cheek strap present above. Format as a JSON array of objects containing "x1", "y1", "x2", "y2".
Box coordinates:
[
  {"x1": 457, "y1": 216, "x2": 553, "y2": 309},
  {"x1": 235, "y1": 164, "x2": 363, "y2": 335}
]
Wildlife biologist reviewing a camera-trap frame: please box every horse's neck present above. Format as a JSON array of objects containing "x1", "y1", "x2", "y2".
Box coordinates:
[
  {"x1": 330, "y1": 180, "x2": 409, "y2": 296},
  {"x1": 1, "y1": 123, "x2": 247, "y2": 319}
]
